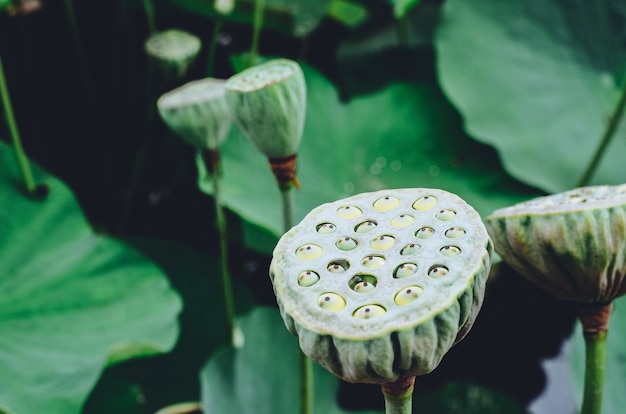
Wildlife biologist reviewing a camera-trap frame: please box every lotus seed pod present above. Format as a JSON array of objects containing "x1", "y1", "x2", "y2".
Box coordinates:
[
  {"x1": 270, "y1": 188, "x2": 493, "y2": 384},
  {"x1": 157, "y1": 78, "x2": 232, "y2": 150},
  {"x1": 225, "y1": 59, "x2": 306, "y2": 159},
  {"x1": 486, "y1": 184, "x2": 626, "y2": 304},
  {"x1": 145, "y1": 29, "x2": 201, "y2": 79}
]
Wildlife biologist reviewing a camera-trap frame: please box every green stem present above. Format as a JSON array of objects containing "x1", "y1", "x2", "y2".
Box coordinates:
[
  {"x1": 581, "y1": 330, "x2": 607, "y2": 414},
  {"x1": 395, "y1": 16, "x2": 410, "y2": 48},
  {"x1": 142, "y1": 0, "x2": 157, "y2": 34},
  {"x1": 382, "y1": 377, "x2": 415, "y2": 414},
  {"x1": 207, "y1": 19, "x2": 223, "y2": 77},
  {"x1": 249, "y1": 0, "x2": 265, "y2": 67},
  {"x1": 0, "y1": 48, "x2": 36, "y2": 193},
  {"x1": 280, "y1": 185, "x2": 296, "y2": 231},
  {"x1": 577, "y1": 76, "x2": 626, "y2": 187}
]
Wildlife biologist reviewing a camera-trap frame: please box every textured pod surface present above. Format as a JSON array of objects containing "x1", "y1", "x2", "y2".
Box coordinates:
[
  {"x1": 486, "y1": 184, "x2": 626, "y2": 304},
  {"x1": 158, "y1": 78, "x2": 232, "y2": 150},
  {"x1": 270, "y1": 188, "x2": 492, "y2": 384},
  {"x1": 145, "y1": 29, "x2": 201, "y2": 79},
  {"x1": 225, "y1": 59, "x2": 306, "y2": 158}
]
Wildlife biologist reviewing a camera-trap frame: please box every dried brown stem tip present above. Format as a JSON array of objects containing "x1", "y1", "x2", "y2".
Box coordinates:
[
  {"x1": 382, "y1": 376, "x2": 416, "y2": 395},
  {"x1": 269, "y1": 154, "x2": 300, "y2": 189},
  {"x1": 201, "y1": 149, "x2": 221, "y2": 176},
  {"x1": 578, "y1": 302, "x2": 612, "y2": 335}
]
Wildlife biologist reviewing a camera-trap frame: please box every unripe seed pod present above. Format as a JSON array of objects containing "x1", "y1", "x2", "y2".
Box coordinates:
[
  {"x1": 225, "y1": 59, "x2": 306, "y2": 159},
  {"x1": 270, "y1": 188, "x2": 492, "y2": 384},
  {"x1": 145, "y1": 29, "x2": 201, "y2": 79},
  {"x1": 157, "y1": 78, "x2": 232, "y2": 150},
  {"x1": 486, "y1": 184, "x2": 626, "y2": 303}
]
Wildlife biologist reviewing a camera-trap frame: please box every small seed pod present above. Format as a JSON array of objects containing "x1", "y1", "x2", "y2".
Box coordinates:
[
  {"x1": 270, "y1": 188, "x2": 492, "y2": 384},
  {"x1": 486, "y1": 184, "x2": 626, "y2": 304},
  {"x1": 157, "y1": 78, "x2": 232, "y2": 151},
  {"x1": 225, "y1": 59, "x2": 306, "y2": 160},
  {"x1": 145, "y1": 29, "x2": 201, "y2": 79}
]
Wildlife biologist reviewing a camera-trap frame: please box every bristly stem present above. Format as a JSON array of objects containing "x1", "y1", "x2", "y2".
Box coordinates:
[
  {"x1": 382, "y1": 376, "x2": 415, "y2": 414},
  {"x1": 279, "y1": 183, "x2": 311, "y2": 414},
  {"x1": 0, "y1": 49, "x2": 36, "y2": 193},
  {"x1": 204, "y1": 150, "x2": 239, "y2": 347},
  {"x1": 577, "y1": 76, "x2": 626, "y2": 187},
  {"x1": 578, "y1": 303, "x2": 611, "y2": 414},
  {"x1": 249, "y1": 0, "x2": 265, "y2": 67}
]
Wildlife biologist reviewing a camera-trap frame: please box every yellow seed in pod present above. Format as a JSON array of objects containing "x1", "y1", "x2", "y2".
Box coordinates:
[
  {"x1": 373, "y1": 196, "x2": 400, "y2": 212},
  {"x1": 353, "y1": 304, "x2": 386, "y2": 319},
  {"x1": 295, "y1": 244, "x2": 323, "y2": 260},
  {"x1": 394, "y1": 286, "x2": 423, "y2": 306},
  {"x1": 317, "y1": 293, "x2": 346, "y2": 311},
  {"x1": 412, "y1": 195, "x2": 438, "y2": 211}
]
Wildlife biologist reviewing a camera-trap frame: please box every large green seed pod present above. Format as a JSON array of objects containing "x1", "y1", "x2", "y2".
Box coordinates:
[
  {"x1": 224, "y1": 59, "x2": 306, "y2": 159},
  {"x1": 486, "y1": 184, "x2": 626, "y2": 304},
  {"x1": 270, "y1": 188, "x2": 493, "y2": 384},
  {"x1": 157, "y1": 78, "x2": 232, "y2": 150},
  {"x1": 145, "y1": 29, "x2": 201, "y2": 79}
]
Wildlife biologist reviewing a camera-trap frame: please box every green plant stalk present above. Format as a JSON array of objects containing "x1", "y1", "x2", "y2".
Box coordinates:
[
  {"x1": 0, "y1": 49, "x2": 36, "y2": 193},
  {"x1": 249, "y1": 0, "x2": 265, "y2": 67},
  {"x1": 382, "y1": 377, "x2": 415, "y2": 414},
  {"x1": 207, "y1": 19, "x2": 223, "y2": 77},
  {"x1": 204, "y1": 151, "x2": 237, "y2": 346},
  {"x1": 577, "y1": 76, "x2": 626, "y2": 187},
  {"x1": 142, "y1": 0, "x2": 156, "y2": 34},
  {"x1": 279, "y1": 183, "x2": 312, "y2": 414},
  {"x1": 581, "y1": 330, "x2": 607, "y2": 414}
]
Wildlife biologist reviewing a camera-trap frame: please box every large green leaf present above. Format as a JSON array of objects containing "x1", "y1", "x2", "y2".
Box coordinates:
[
  {"x1": 435, "y1": 0, "x2": 626, "y2": 193},
  {"x1": 201, "y1": 307, "x2": 526, "y2": 413},
  {"x1": 0, "y1": 142, "x2": 182, "y2": 414},
  {"x1": 198, "y1": 64, "x2": 538, "y2": 241},
  {"x1": 570, "y1": 296, "x2": 626, "y2": 414}
]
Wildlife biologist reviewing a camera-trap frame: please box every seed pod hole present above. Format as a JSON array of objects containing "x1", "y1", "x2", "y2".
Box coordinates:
[
  {"x1": 370, "y1": 235, "x2": 396, "y2": 250},
  {"x1": 391, "y1": 214, "x2": 415, "y2": 228},
  {"x1": 400, "y1": 243, "x2": 420, "y2": 256},
  {"x1": 361, "y1": 255, "x2": 386, "y2": 269},
  {"x1": 445, "y1": 227, "x2": 466, "y2": 238},
  {"x1": 317, "y1": 293, "x2": 346, "y2": 311},
  {"x1": 295, "y1": 244, "x2": 323, "y2": 260},
  {"x1": 428, "y1": 265, "x2": 449, "y2": 278},
  {"x1": 349, "y1": 274, "x2": 378, "y2": 293},
  {"x1": 415, "y1": 227, "x2": 435, "y2": 239},
  {"x1": 412, "y1": 195, "x2": 438, "y2": 211},
  {"x1": 435, "y1": 209, "x2": 456, "y2": 221},
  {"x1": 327, "y1": 259, "x2": 350, "y2": 273},
  {"x1": 316, "y1": 223, "x2": 337, "y2": 234},
  {"x1": 394, "y1": 286, "x2": 424, "y2": 306},
  {"x1": 394, "y1": 263, "x2": 418, "y2": 278},
  {"x1": 337, "y1": 205, "x2": 363, "y2": 219},
  {"x1": 336, "y1": 237, "x2": 358, "y2": 251},
  {"x1": 354, "y1": 220, "x2": 377, "y2": 234},
  {"x1": 373, "y1": 196, "x2": 400, "y2": 212},
  {"x1": 353, "y1": 304, "x2": 386, "y2": 319},
  {"x1": 440, "y1": 246, "x2": 461, "y2": 257},
  {"x1": 298, "y1": 270, "x2": 320, "y2": 287}
]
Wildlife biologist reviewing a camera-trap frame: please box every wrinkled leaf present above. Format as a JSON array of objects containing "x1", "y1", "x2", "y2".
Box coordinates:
[
  {"x1": 198, "y1": 64, "x2": 538, "y2": 241},
  {"x1": 435, "y1": 0, "x2": 626, "y2": 193},
  {"x1": 0, "y1": 142, "x2": 182, "y2": 414},
  {"x1": 570, "y1": 296, "x2": 626, "y2": 414}
]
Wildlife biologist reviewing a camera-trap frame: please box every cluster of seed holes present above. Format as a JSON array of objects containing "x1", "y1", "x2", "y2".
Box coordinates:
[
  {"x1": 440, "y1": 246, "x2": 461, "y2": 257},
  {"x1": 370, "y1": 235, "x2": 396, "y2": 250},
  {"x1": 373, "y1": 196, "x2": 400, "y2": 212},
  {"x1": 336, "y1": 237, "x2": 358, "y2": 251},
  {"x1": 394, "y1": 286, "x2": 424, "y2": 306},
  {"x1": 353, "y1": 304, "x2": 386, "y2": 319},
  {"x1": 295, "y1": 244, "x2": 323, "y2": 260},
  {"x1": 337, "y1": 205, "x2": 363, "y2": 219},
  {"x1": 394, "y1": 263, "x2": 418, "y2": 278},
  {"x1": 428, "y1": 265, "x2": 449, "y2": 278},
  {"x1": 361, "y1": 255, "x2": 385, "y2": 269},
  {"x1": 355, "y1": 220, "x2": 377, "y2": 234},
  {"x1": 349, "y1": 274, "x2": 378, "y2": 293},
  {"x1": 412, "y1": 195, "x2": 438, "y2": 211},
  {"x1": 316, "y1": 223, "x2": 336, "y2": 234},
  {"x1": 298, "y1": 271, "x2": 320, "y2": 287}
]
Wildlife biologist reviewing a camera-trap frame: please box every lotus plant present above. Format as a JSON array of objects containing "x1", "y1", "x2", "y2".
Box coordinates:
[
  {"x1": 486, "y1": 184, "x2": 626, "y2": 414},
  {"x1": 270, "y1": 188, "x2": 493, "y2": 413},
  {"x1": 145, "y1": 29, "x2": 202, "y2": 80},
  {"x1": 158, "y1": 78, "x2": 241, "y2": 347}
]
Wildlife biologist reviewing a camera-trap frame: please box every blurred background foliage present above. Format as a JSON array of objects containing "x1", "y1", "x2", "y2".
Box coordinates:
[{"x1": 0, "y1": 0, "x2": 625, "y2": 413}]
